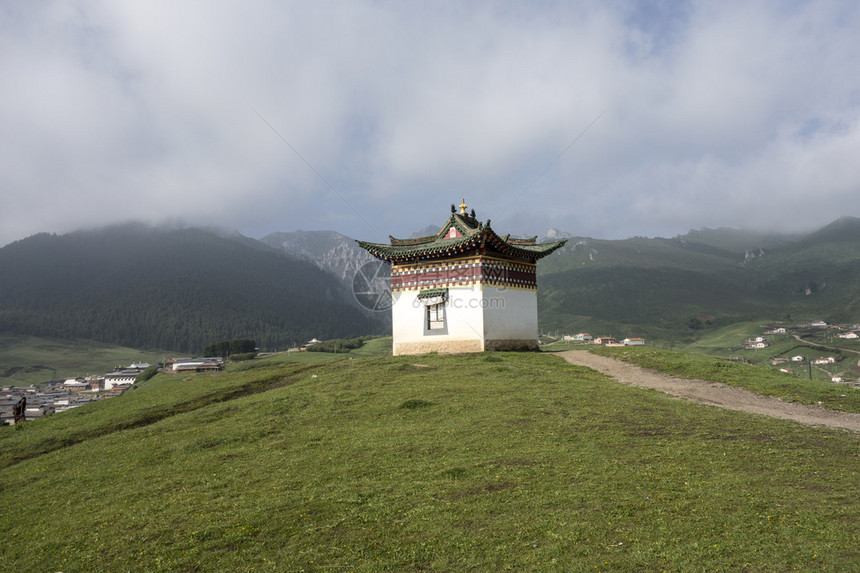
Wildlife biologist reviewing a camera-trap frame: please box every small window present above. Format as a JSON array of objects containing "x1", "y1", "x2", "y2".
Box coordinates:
[{"x1": 426, "y1": 303, "x2": 445, "y2": 330}]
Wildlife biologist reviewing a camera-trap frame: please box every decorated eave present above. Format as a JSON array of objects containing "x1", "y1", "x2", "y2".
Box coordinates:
[{"x1": 357, "y1": 206, "x2": 566, "y2": 264}]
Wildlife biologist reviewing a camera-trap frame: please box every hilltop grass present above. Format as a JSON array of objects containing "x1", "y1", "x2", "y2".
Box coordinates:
[
  {"x1": 590, "y1": 346, "x2": 860, "y2": 413},
  {"x1": 1, "y1": 352, "x2": 858, "y2": 571},
  {"x1": 0, "y1": 362, "x2": 327, "y2": 470}
]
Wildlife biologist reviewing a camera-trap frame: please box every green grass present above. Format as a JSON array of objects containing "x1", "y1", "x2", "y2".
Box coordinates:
[
  {"x1": 348, "y1": 336, "x2": 393, "y2": 357},
  {"x1": 539, "y1": 339, "x2": 588, "y2": 352},
  {"x1": 1, "y1": 352, "x2": 858, "y2": 571},
  {"x1": 590, "y1": 346, "x2": 860, "y2": 413},
  {"x1": 231, "y1": 337, "x2": 391, "y2": 370},
  {"x1": 0, "y1": 363, "x2": 320, "y2": 470},
  {"x1": 682, "y1": 320, "x2": 771, "y2": 356},
  {"x1": 0, "y1": 334, "x2": 390, "y2": 388},
  {"x1": 0, "y1": 334, "x2": 166, "y2": 386}
]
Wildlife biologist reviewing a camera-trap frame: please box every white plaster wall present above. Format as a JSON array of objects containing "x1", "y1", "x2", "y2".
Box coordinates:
[
  {"x1": 447, "y1": 285, "x2": 487, "y2": 341},
  {"x1": 391, "y1": 286, "x2": 486, "y2": 354},
  {"x1": 391, "y1": 290, "x2": 422, "y2": 345},
  {"x1": 391, "y1": 285, "x2": 539, "y2": 354},
  {"x1": 482, "y1": 287, "x2": 538, "y2": 341}
]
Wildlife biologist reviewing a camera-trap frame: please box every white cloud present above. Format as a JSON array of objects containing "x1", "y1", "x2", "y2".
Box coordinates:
[{"x1": 1, "y1": 1, "x2": 859, "y2": 246}]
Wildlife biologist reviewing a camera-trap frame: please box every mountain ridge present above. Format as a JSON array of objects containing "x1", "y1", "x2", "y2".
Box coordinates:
[
  {"x1": 3, "y1": 216, "x2": 860, "y2": 350},
  {"x1": 536, "y1": 219, "x2": 860, "y2": 340}
]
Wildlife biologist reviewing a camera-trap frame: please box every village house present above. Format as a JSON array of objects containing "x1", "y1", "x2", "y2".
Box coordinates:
[
  {"x1": 171, "y1": 358, "x2": 224, "y2": 372},
  {"x1": 103, "y1": 371, "x2": 137, "y2": 390},
  {"x1": 563, "y1": 333, "x2": 593, "y2": 342},
  {"x1": 593, "y1": 337, "x2": 617, "y2": 345},
  {"x1": 358, "y1": 201, "x2": 566, "y2": 355},
  {"x1": 63, "y1": 378, "x2": 89, "y2": 392},
  {"x1": 837, "y1": 331, "x2": 858, "y2": 339},
  {"x1": 622, "y1": 338, "x2": 645, "y2": 346},
  {"x1": 86, "y1": 375, "x2": 103, "y2": 391},
  {"x1": 25, "y1": 403, "x2": 52, "y2": 419},
  {"x1": 812, "y1": 357, "x2": 836, "y2": 365},
  {"x1": 102, "y1": 362, "x2": 151, "y2": 390}
]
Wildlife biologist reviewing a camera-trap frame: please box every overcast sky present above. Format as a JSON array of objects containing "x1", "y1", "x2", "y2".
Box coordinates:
[{"x1": 2, "y1": 1, "x2": 859, "y2": 247}]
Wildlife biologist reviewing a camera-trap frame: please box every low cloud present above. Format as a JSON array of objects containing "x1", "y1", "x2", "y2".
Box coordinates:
[{"x1": 2, "y1": 1, "x2": 859, "y2": 246}]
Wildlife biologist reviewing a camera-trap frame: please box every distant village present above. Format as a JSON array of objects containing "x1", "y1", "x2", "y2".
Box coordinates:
[
  {"x1": 0, "y1": 334, "x2": 343, "y2": 426},
  {"x1": 556, "y1": 333, "x2": 647, "y2": 347},
  {"x1": 742, "y1": 321, "x2": 860, "y2": 350},
  {"x1": 0, "y1": 357, "x2": 226, "y2": 426},
  {"x1": 739, "y1": 320, "x2": 860, "y2": 386}
]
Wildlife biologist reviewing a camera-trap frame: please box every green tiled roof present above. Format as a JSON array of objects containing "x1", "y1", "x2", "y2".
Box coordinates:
[{"x1": 357, "y1": 211, "x2": 566, "y2": 263}]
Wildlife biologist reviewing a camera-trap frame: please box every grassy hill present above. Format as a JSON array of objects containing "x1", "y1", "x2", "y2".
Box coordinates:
[{"x1": 1, "y1": 351, "x2": 857, "y2": 571}]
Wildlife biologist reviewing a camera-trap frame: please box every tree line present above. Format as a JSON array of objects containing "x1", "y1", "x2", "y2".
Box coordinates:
[{"x1": 203, "y1": 338, "x2": 256, "y2": 357}]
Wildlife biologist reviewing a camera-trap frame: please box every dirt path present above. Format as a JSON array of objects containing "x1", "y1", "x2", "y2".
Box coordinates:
[
  {"x1": 792, "y1": 333, "x2": 860, "y2": 357},
  {"x1": 559, "y1": 350, "x2": 860, "y2": 432}
]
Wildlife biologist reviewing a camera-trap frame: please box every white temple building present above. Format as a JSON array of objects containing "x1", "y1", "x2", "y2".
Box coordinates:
[{"x1": 358, "y1": 200, "x2": 566, "y2": 356}]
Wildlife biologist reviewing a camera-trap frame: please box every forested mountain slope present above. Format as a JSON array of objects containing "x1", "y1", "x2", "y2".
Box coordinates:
[
  {"x1": 0, "y1": 225, "x2": 384, "y2": 352},
  {"x1": 4, "y1": 216, "x2": 860, "y2": 351},
  {"x1": 537, "y1": 218, "x2": 860, "y2": 340}
]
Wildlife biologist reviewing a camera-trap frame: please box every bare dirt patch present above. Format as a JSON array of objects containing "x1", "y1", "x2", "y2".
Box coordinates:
[{"x1": 560, "y1": 350, "x2": 860, "y2": 433}]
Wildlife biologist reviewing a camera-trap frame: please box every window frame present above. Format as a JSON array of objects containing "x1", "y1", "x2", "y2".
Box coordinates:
[{"x1": 426, "y1": 302, "x2": 445, "y2": 330}]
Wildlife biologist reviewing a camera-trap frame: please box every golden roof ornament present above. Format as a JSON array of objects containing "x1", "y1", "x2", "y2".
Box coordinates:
[{"x1": 459, "y1": 198, "x2": 468, "y2": 215}]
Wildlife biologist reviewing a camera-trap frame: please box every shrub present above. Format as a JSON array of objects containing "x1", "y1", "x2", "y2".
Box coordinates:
[
  {"x1": 134, "y1": 365, "x2": 159, "y2": 384},
  {"x1": 229, "y1": 352, "x2": 257, "y2": 362}
]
